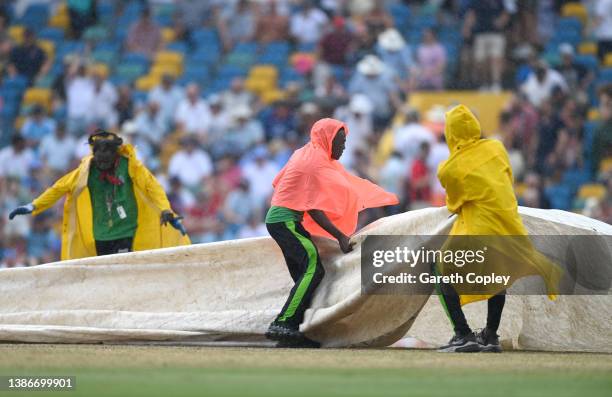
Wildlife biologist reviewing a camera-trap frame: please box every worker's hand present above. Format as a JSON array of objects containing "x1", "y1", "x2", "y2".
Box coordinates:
[
  {"x1": 160, "y1": 210, "x2": 174, "y2": 226},
  {"x1": 338, "y1": 234, "x2": 354, "y2": 254},
  {"x1": 9, "y1": 203, "x2": 34, "y2": 220}
]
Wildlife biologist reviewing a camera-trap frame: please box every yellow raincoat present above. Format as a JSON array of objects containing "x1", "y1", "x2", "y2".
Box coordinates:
[
  {"x1": 32, "y1": 144, "x2": 190, "y2": 260},
  {"x1": 437, "y1": 105, "x2": 561, "y2": 305}
]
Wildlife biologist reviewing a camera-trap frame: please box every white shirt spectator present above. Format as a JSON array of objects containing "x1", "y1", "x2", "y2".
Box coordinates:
[
  {"x1": 39, "y1": 132, "x2": 76, "y2": 172},
  {"x1": 175, "y1": 98, "x2": 211, "y2": 134},
  {"x1": 521, "y1": 68, "x2": 568, "y2": 107},
  {"x1": 148, "y1": 83, "x2": 184, "y2": 125},
  {"x1": 241, "y1": 158, "x2": 280, "y2": 208},
  {"x1": 427, "y1": 140, "x2": 450, "y2": 195},
  {"x1": 290, "y1": 7, "x2": 328, "y2": 44},
  {"x1": 67, "y1": 75, "x2": 95, "y2": 120},
  {"x1": 168, "y1": 148, "x2": 213, "y2": 188},
  {"x1": 394, "y1": 122, "x2": 435, "y2": 168},
  {"x1": 237, "y1": 222, "x2": 268, "y2": 239},
  {"x1": 90, "y1": 79, "x2": 118, "y2": 128},
  {"x1": 0, "y1": 145, "x2": 35, "y2": 179},
  {"x1": 594, "y1": 0, "x2": 612, "y2": 40}
]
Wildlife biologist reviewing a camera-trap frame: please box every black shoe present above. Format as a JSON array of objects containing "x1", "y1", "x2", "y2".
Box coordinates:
[
  {"x1": 437, "y1": 332, "x2": 481, "y2": 353},
  {"x1": 265, "y1": 322, "x2": 301, "y2": 342},
  {"x1": 276, "y1": 335, "x2": 321, "y2": 349},
  {"x1": 475, "y1": 328, "x2": 502, "y2": 353}
]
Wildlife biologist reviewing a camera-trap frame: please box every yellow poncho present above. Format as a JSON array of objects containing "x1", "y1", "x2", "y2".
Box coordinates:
[
  {"x1": 32, "y1": 144, "x2": 190, "y2": 260},
  {"x1": 437, "y1": 105, "x2": 561, "y2": 305}
]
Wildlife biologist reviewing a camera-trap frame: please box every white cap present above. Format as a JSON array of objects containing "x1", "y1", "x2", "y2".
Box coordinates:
[
  {"x1": 357, "y1": 55, "x2": 385, "y2": 76},
  {"x1": 378, "y1": 28, "x2": 406, "y2": 51},
  {"x1": 121, "y1": 120, "x2": 138, "y2": 135},
  {"x1": 559, "y1": 43, "x2": 574, "y2": 56},
  {"x1": 231, "y1": 105, "x2": 252, "y2": 120}
]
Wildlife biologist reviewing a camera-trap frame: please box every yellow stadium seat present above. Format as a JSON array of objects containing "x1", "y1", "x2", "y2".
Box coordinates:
[
  {"x1": 588, "y1": 108, "x2": 600, "y2": 121},
  {"x1": 49, "y1": 4, "x2": 69, "y2": 30},
  {"x1": 150, "y1": 63, "x2": 181, "y2": 77},
  {"x1": 578, "y1": 184, "x2": 607, "y2": 200},
  {"x1": 23, "y1": 88, "x2": 52, "y2": 110},
  {"x1": 135, "y1": 75, "x2": 161, "y2": 91},
  {"x1": 14, "y1": 116, "x2": 25, "y2": 131},
  {"x1": 562, "y1": 3, "x2": 588, "y2": 24},
  {"x1": 261, "y1": 89, "x2": 285, "y2": 104},
  {"x1": 600, "y1": 157, "x2": 612, "y2": 173},
  {"x1": 604, "y1": 53, "x2": 612, "y2": 67},
  {"x1": 154, "y1": 51, "x2": 183, "y2": 66},
  {"x1": 249, "y1": 65, "x2": 278, "y2": 80},
  {"x1": 245, "y1": 78, "x2": 276, "y2": 94},
  {"x1": 9, "y1": 26, "x2": 24, "y2": 44},
  {"x1": 161, "y1": 28, "x2": 176, "y2": 44},
  {"x1": 37, "y1": 39, "x2": 55, "y2": 60},
  {"x1": 578, "y1": 42, "x2": 597, "y2": 56}
]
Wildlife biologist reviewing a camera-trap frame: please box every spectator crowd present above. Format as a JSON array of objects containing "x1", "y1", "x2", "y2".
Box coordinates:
[{"x1": 0, "y1": 0, "x2": 611, "y2": 267}]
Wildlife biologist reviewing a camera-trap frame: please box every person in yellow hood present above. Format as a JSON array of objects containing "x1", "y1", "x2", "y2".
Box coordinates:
[
  {"x1": 9, "y1": 130, "x2": 190, "y2": 260},
  {"x1": 435, "y1": 105, "x2": 562, "y2": 353}
]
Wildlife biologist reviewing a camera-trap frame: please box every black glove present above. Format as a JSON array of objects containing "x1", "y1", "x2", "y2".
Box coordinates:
[
  {"x1": 169, "y1": 217, "x2": 187, "y2": 236},
  {"x1": 160, "y1": 210, "x2": 174, "y2": 226},
  {"x1": 9, "y1": 203, "x2": 34, "y2": 220}
]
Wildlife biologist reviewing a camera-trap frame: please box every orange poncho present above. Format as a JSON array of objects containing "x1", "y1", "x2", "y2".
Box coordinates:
[{"x1": 271, "y1": 118, "x2": 399, "y2": 238}]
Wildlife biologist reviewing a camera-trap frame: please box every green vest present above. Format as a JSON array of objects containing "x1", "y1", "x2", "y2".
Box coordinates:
[{"x1": 88, "y1": 157, "x2": 138, "y2": 241}]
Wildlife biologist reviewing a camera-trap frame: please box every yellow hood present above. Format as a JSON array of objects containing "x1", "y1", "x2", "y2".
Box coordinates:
[{"x1": 444, "y1": 105, "x2": 481, "y2": 154}]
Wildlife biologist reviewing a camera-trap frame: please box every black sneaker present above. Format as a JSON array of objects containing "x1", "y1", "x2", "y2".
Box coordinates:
[
  {"x1": 475, "y1": 328, "x2": 502, "y2": 353},
  {"x1": 276, "y1": 335, "x2": 321, "y2": 349},
  {"x1": 437, "y1": 332, "x2": 481, "y2": 353},
  {"x1": 265, "y1": 322, "x2": 301, "y2": 342}
]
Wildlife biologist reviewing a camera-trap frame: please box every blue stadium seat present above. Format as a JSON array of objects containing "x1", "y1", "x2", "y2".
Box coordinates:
[
  {"x1": 557, "y1": 17, "x2": 582, "y2": 33},
  {"x1": 574, "y1": 54, "x2": 598, "y2": 72},
  {"x1": 389, "y1": 3, "x2": 410, "y2": 28},
  {"x1": 188, "y1": 49, "x2": 220, "y2": 66},
  {"x1": 583, "y1": 120, "x2": 598, "y2": 157},
  {"x1": 258, "y1": 52, "x2": 287, "y2": 67},
  {"x1": 167, "y1": 41, "x2": 189, "y2": 54},
  {"x1": 598, "y1": 68, "x2": 612, "y2": 82},
  {"x1": 18, "y1": 3, "x2": 49, "y2": 30},
  {"x1": 38, "y1": 27, "x2": 64, "y2": 43},
  {"x1": 297, "y1": 42, "x2": 316, "y2": 53},
  {"x1": 562, "y1": 168, "x2": 592, "y2": 194},
  {"x1": 192, "y1": 29, "x2": 220, "y2": 46},
  {"x1": 121, "y1": 52, "x2": 150, "y2": 68},
  {"x1": 264, "y1": 41, "x2": 290, "y2": 56}
]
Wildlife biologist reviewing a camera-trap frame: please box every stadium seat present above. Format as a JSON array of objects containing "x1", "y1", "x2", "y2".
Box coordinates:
[
  {"x1": 49, "y1": 3, "x2": 69, "y2": 29},
  {"x1": 116, "y1": 63, "x2": 148, "y2": 83},
  {"x1": 8, "y1": 25, "x2": 24, "y2": 44},
  {"x1": 389, "y1": 3, "x2": 411, "y2": 29},
  {"x1": 22, "y1": 88, "x2": 52, "y2": 110},
  {"x1": 556, "y1": 17, "x2": 582, "y2": 33},
  {"x1": 598, "y1": 68, "x2": 612, "y2": 82},
  {"x1": 150, "y1": 63, "x2": 182, "y2": 78},
  {"x1": 166, "y1": 41, "x2": 189, "y2": 54},
  {"x1": 604, "y1": 53, "x2": 612, "y2": 67},
  {"x1": 261, "y1": 89, "x2": 285, "y2": 104},
  {"x1": 578, "y1": 184, "x2": 606, "y2": 200},
  {"x1": 18, "y1": 3, "x2": 49, "y2": 29},
  {"x1": 161, "y1": 28, "x2": 176, "y2": 44},
  {"x1": 600, "y1": 157, "x2": 612, "y2": 173},
  {"x1": 562, "y1": 3, "x2": 588, "y2": 24},
  {"x1": 135, "y1": 75, "x2": 161, "y2": 91},
  {"x1": 92, "y1": 49, "x2": 118, "y2": 66},
  {"x1": 155, "y1": 51, "x2": 183, "y2": 65},
  {"x1": 38, "y1": 27, "x2": 64, "y2": 43},
  {"x1": 574, "y1": 54, "x2": 598, "y2": 72},
  {"x1": 544, "y1": 184, "x2": 572, "y2": 210},
  {"x1": 562, "y1": 168, "x2": 591, "y2": 194},
  {"x1": 578, "y1": 42, "x2": 597, "y2": 55},
  {"x1": 83, "y1": 25, "x2": 110, "y2": 42},
  {"x1": 514, "y1": 182, "x2": 527, "y2": 199}
]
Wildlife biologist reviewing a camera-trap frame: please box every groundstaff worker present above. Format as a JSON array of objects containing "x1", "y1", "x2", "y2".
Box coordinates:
[
  {"x1": 9, "y1": 130, "x2": 189, "y2": 259},
  {"x1": 265, "y1": 118, "x2": 398, "y2": 348},
  {"x1": 435, "y1": 105, "x2": 562, "y2": 353}
]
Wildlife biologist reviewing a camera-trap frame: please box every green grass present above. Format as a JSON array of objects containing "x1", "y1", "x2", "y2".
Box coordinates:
[{"x1": 1, "y1": 345, "x2": 610, "y2": 397}]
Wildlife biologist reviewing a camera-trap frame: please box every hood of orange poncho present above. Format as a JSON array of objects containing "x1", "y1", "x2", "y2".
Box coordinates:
[{"x1": 271, "y1": 118, "x2": 398, "y2": 238}]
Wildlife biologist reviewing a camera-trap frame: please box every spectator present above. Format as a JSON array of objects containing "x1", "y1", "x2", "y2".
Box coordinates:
[
  {"x1": 166, "y1": 176, "x2": 196, "y2": 217},
  {"x1": 237, "y1": 212, "x2": 268, "y2": 239},
  {"x1": 592, "y1": 84, "x2": 612, "y2": 176},
  {"x1": 379, "y1": 151, "x2": 405, "y2": 198},
  {"x1": 175, "y1": 83, "x2": 211, "y2": 136},
  {"x1": 0, "y1": 10, "x2": 12, "y2": 74},
  {"x1": 67, "y1": 0, "x2": 97, "y2": 39},
  {"x1": 504, "y1": 92, "x2": 539, "y2": 157},
  {"x1": 222, "y1": 179, "x2": 254, "y2": 239},
  {"x1": 361, "y1": 1, "x2": 394, "y2": 38},
  {"x1": 318, "y1": 16, "x2": 354, "y2": 66},
  {"x1": 416, "y1": 28, "x2": 447, "y2": 90},
  {"x1": 334, "y1": 94, "x2": 374, "y2": 170},
  {"x1": 125, "y1": 7, "x2": 162, "y2": 59},
  {"x1": 21, "y1": 105, "x2": 56, "y2": 147},
  {"x1": 115, "y1": 84, "x2": 135, "y2": 127},
  {"x1": 393, "y1": 107, "x2": 435, "y2": 169},
  {"x1": 290, "y1": 1, "x2": 328, "y2": 46},
  {"x1": 0, "y1": 135, "x2": 35, "y2": 180},
  {"x1": 409, "y1": 141, "x2": 432, "y2": 205},
  {"x1": 593, "y1": 0, "x2": 612, "y2": 60},
  {"x1": 7, "y1": 28, "x2": 49, "y2": 84},
  {"x1": 241, "y1": 146, "x2": 279, "y2": 210},
  {"x1": 377, "y1": 28, "x2": 415, "y2": 90},
  {"x1": 26, "y1": 213, "x2": 59, "y2": 265},
  {"x1": 90, "y1": 69, "x2": 118, "y2": 129},
  {"x1": 206, "y1": 94, "x2": 232, "y2": 144},
  {"x1": 521, "y1": 172, "x2": 548, "y2": 209},
  {"x1": 216, "y1": 105, "x2": 264, "y2": 156},
  {"x1": 220, "y1": 78, "x2": 255, "y2": 111},
  {"x1": 168, "y1": 136, "x2": 213, "y2": 190},
  {"x1": 255, "y1": 0, "x2": 289, "y2": 44},
  {"x1": 348, "y1": 55, "x2": 401, "y2": 128},
  {"x1": 66, "y1": 62, "x2": 95, "y2": 135},
  {"x1": 133, "y1": 101, "x2": 168, "y2": 146},
  {"x1": 262, "y1": 100, "x2": 297, "y2": 141},
  {"x1": 463, "y1": 0, "x2": 512, "y2": 91},
  {"x1": 39, "y1": 123, "x2": 76, "y2": 173},
  {"x1": 556, "y1": 43, "x2": 594, "y2": 104},
  {"x1": 218, "y1": 0, "x2": 256, "y2": 51},
  {"x1": 521, "y1": 59, "x2": 568, "y2": 107},
  {"x1": 148, "y1": 74, "x2": 184, "y2": 127}
]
